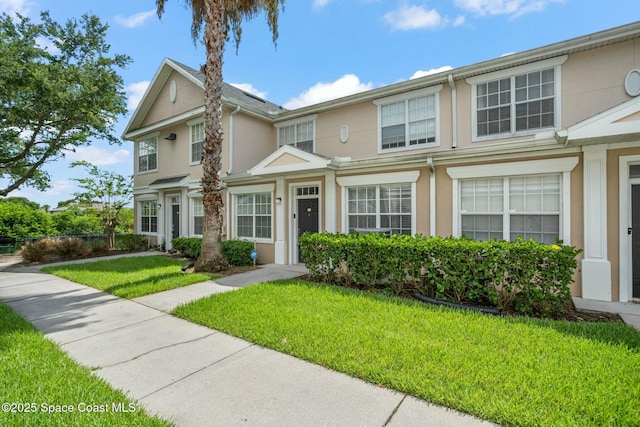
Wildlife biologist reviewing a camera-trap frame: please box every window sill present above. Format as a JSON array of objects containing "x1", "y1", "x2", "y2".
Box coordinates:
[{"x1": 377, "y1": 143, "x2": 439, "y2": 155}]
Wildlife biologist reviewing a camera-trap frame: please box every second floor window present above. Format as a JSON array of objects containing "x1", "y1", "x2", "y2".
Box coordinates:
[
  {"x1": 278, "y1": 120, "x2": 314, "y2": 153},
  {"x1": 380, "y1": 95, "x2": 437, "y2": 150},
  {"x1": 469, "y1": 57, "x2": 567, "y2": 140},
  {"x1": 138, "y1": 137, "x2": 157, "y2": 173},
  {"x1": 191, "y1": 122, "x2": 204, "y2": 163}
]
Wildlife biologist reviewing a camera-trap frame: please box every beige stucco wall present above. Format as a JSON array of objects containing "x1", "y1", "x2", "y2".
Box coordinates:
[
  {"x1": 231, "y1": 114, "x2": 276, "y2": 174},
  {"x1": 142, "y1": 71, "x2": 203, "y2": 128},
  {"x1": 562, "y1": 40, "x2": 640, "y2": 128},
  {"x1": 313, "y1": 86, "x2": 455, "y2": 160}
]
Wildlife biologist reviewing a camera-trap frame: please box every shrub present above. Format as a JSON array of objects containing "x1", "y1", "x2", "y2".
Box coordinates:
[
  {"x1": 55, "y1": 238, "x2": 89, "y2": 259},
  {"x1": 171, "y1": 237, "x2": 202, "y2": 259},
  {"x1": 222, "y1": 240, "x2": 255, "y2": 266},
  {"x1": 88, "y1": 239, "x2": 110, "y2": 256},
  {"x1": 299, "y1": 233, "x2": 582, "y2": 317},
  {"x1": 19, "y1": 239, "x2": 53, "y2": 262},
  {"x1": 172, "y1": 238, "x2": 254, "y2": 266},
  {"x1": 115, "y1": 233, "x2": 146, "y2": 251}
]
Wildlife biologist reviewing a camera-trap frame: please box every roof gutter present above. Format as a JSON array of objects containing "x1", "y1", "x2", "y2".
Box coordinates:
[{"x1": 447, "y1": 74, "x2": 457, "y2": 149}]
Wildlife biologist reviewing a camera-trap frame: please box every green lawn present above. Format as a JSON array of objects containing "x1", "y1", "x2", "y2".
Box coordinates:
[
  {"x1": 0, "y1": 302, "x2": 171, "y2": 427},
  {"x1": 173, "y1": 280, "x2": 640, "y2": 427},
  {"x1": 42, "y1": 255, "x2": 218, "y2": 299}
]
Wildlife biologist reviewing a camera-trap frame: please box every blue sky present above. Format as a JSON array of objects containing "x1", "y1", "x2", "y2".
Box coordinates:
[{"x1": 1, "y1": 0, "x2": 638, "y2": 208}]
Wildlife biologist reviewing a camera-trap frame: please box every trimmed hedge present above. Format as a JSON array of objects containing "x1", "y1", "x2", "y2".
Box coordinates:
[
  {"x1": 171, "y1": 237, "x2": 256, "y2": 266},
  {"x1": 299, "y1": 233, "x2": 582, "y2": 317}
]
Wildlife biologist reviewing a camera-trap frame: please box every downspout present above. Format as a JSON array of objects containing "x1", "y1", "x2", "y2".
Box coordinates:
[
  {"x1": 227, "y1": 105, "x2": 241, "y2": 175},
  {"x1": 448, "y1": 74, "x2": 457, "y2": 149},
  {"x1": 427, "y1": 157, "x2": 436, "y2": 237}
]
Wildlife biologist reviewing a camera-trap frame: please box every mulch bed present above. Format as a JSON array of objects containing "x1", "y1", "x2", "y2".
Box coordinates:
[{"x1": 297, "y1": 274, "x2": 623, "y2": 324}]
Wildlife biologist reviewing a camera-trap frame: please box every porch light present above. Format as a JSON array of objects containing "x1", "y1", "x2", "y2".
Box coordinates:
[{"x1": 163, "y1": 133, "x2": 177, "y2": 140}]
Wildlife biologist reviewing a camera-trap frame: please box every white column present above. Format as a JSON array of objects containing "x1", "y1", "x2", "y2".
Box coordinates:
[
  {"x1": 274, "y1": 176, "x2": 286, "y2": 264},
  {"x1": 582, "y1": 146, "x2": 612, "y2": 301},
  {"x1": 325, "y1": 170, "x2": 336, "y2": 233}
]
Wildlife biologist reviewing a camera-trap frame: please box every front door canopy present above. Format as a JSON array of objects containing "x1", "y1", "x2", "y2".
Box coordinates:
[{"x1": 248, "y1": 145, "x2": 336, "y2": 176}]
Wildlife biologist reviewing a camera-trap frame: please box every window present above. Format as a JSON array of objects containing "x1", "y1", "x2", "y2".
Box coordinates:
[
  {"x1": 347, "y1": 184, "x2": 412, "y2": 235},
  {"x1": 469, "y1": 57, "x2": 567, "y2": 140},
  {"x1": 460, "y1": 175, "x2": 561, "y2": 244},
  {"x1": 192, "y1": 198, "x2": 204, "y2": 235},
  {"x1": 236, "y1": 193, "x2": 272, "y2": 239},
  {"x1": 191, "y1": 122, "x2": 204, "y2": 163},
  {"x1": 140, "y1": 201, "x2": 158, "y2": 233},
  {"x1": 380, "y1": 95, "x2": 437, "y2": 150},
  {"x1": 374, "y1": 87, "x2": 441, "y2": 153},
  {"x1": 138, "y1": 137, "x2": 158, "y2": 172},
  {"x1": 278, "y1": 120, "x2": 314, "y2": 153}
]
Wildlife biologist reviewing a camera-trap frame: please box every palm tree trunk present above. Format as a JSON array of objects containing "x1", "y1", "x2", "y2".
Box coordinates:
[{"x1": 194, "y1": 0, "x2": 229, "y2": 272}]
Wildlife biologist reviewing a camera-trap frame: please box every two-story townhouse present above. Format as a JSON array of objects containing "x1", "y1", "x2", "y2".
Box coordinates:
[
  {"x1": 123, "y1": 59, "x2": 283, "y2": 251},
  {"x1": 123, "y1": 21, "x2": 640, "y2": 303}
]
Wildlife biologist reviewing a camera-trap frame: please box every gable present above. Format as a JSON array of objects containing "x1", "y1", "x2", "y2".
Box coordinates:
[
  {"x1": 564, "y1": 96, "x2": 640, "y2": 144},
  {"x1": 249, "y1": 145, "x2": 334, "y2": 176},
  {"x1": 265, "y1": 152, "x2": 310, "y2": 168},
  {"x1": 141, "y1": 70, "x2": 204, "y2": 128}
]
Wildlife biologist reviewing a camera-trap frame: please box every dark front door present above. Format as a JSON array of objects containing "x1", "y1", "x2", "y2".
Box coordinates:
[
  {"x1": 297, "y1": 198, "x2": 319, "y2": 262},
  {"x1": 171, "y1": 204, "x2": 180, "y2": 239},
  {"x1": 633, "y1": 185, "x2": 640, "y2": 298}
]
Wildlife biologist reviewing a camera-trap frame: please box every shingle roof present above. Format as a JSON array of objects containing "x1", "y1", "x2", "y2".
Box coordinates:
[{"x1": 169, "y1": 59, "x2": 286, "y2": 116}]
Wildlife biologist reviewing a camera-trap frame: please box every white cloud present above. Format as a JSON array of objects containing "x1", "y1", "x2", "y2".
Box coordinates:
[
  {"x1": 410, "y1": 66, "x2": 454, "y2": 79},
  {"x1": 65, "y1": 146, "x2": 130, "y2": 166},
  {"x1": 0, "y1": 0, "x2": 31, "y2": 17},
  {"x1": 312, "y1": 0, "x2": 330, "y2": 9},
  {"x1": 454, "y1": 0, "x2": 562, "y2": 17},
  {"x1": 384, "y1": 5, "x2": 443, "y2": 30},
  {"x1": 114, "y1": 9, "x2": 156, "y2": 29},
  {"x1": 453, "y1": 15, "x2": 466, "y2": 27},
  {"x1": 230, "y1": 83, "x2": 268, "y2": 99},
  {"x1": 283, "y1": 74, "x2": 373, "y2": 109},
  {"x1": 43, "y1": 180, "x2": 75, "y2": 197},
  {"x1": 126, "y1": 80, "x2": 150, "y2": 111}
]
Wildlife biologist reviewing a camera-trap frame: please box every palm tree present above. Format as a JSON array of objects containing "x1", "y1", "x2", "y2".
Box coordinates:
[{"x1": 155, "y1": 0, "x2": 285, "y2": 271}]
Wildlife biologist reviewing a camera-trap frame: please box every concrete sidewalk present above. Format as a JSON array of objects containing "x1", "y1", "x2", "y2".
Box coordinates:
[{"x1": 0, "y1": 255, "x2": 494, "y2": 427}]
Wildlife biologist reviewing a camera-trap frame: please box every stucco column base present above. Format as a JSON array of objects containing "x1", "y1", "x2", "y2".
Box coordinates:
[
  {"x1": 581, "y1": 258, "x2": 612, "y2": 301},
  {"x1": 274, "y1": 241, "x2": 286, "y2": 265}
]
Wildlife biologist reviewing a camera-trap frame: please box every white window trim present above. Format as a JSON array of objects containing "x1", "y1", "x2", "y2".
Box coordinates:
[
  {"x1": 138, "y1": 200, "x2": 159, "y2": 235},
  {"x1": 229, "y1": 184, "x2": 275, "y2": 243},
  {"x1": 136, "y1": 132, "x2": 159, "y2": 175},
  {"x1": 467, "y1": 56, "x2": 567, "y2": 142},
  {"x1": 189, "y1": 196, "x2": 204, "y2": 237},
  {"x1": 374, "y1": 85, "x2": 443, "y2": 154},
  {"x1": 274, "y1": 114, "x2": 318, "y2": 153},
  {"x1": 447, "y1": 157, "x2": 578, "y2": 244},
  {"x1": 337, "y1": 171, "x2": 420, "y2": 235},
  {"x1": 188, "y1": 119, "x2": 205, "y2": 165}
]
